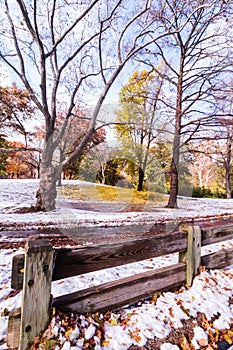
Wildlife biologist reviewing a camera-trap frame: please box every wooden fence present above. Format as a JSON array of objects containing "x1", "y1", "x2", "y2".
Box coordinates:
[{"x1": 7, "y1": 222, "x2": 233, "y2": 350}]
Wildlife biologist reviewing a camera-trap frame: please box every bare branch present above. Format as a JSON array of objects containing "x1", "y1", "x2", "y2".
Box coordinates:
[{"x1": 0, "y1": 147, "x2": 42, "y2": 154}]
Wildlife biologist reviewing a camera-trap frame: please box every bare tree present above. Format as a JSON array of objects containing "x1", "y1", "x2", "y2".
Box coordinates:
[
  {"x1": 213, "y1": 90, "x2": 233, "y2": 198},
  {"x1": 189, "y1": 140, "x2": 220, "y2": 190},
  {"x1": 0, "y1": 0, "x2": 226, "y2": 210},
  {"x1": 135, "y1": 0, "x2": 232, "y2": 207},
  {"x1": 221, "y1": 118, "x2": 233, "y2": 198}
]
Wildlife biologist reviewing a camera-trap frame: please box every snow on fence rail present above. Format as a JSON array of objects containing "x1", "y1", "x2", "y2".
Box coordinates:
[{"x1": 7, "y1": 223, "x2": 233, "y2": 350}]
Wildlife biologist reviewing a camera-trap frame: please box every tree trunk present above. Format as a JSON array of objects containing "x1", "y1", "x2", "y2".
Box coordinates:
[
  {"x1": 226, "y1": 170, "x2": 231, "y2": 199},
  {"x1": 137, "y1": 167, "x2": 144, "y2": 191},
  {"x1": 167, "y1": 46, "x2": 184, "y2": 208},
  {"x1": 57, "y1": 151, "x2": 65, "y2": 187},
  {"x1": 57, "y1": 173, "x2": 62, "y2": 187},
  {"x1": 167, "y1": 105, "x2": 182, "y2": 208},
  {"x1": 167, "y1": 157, "x2": 179, "y2": 208},
  {"x1": 101, "y1": 165, "x2": 106, "y2": 184},
  {"x1": 225, "y1": 127, "x2": 232, "y2": 199},
  {"x1": 36, "y1": 162, "x2": 60, "y2": 211},
  {"x1": 226, "y1": 144, "x2": 232, "y2": 199}
]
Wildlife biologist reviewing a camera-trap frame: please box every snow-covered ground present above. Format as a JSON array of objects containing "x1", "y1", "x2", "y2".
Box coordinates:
[
  {"x1": 1, "y1": 179, "x2": 233, "y2": 349},
  {"x1": 2, "y1": 179, "x2": 233, "y2": 231}
]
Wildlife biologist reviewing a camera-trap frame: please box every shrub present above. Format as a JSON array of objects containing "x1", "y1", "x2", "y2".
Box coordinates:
[
  {"x1": 192, "y1": 187, "x2": 213, "y2": 198},
  {"x1": 192, "y1": 186, "x2": 226, "y2": 198}
]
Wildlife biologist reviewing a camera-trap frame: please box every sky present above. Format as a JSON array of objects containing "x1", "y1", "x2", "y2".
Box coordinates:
[
  {"x1": 2, "y1": 0, "x2": 231, "y2": 156},
  {"x1": 0, "y1": 0, "x2": 140, "y2": 105},
  {"x1": 1, "y1": 179, "x2": 233, "y2": 349}
]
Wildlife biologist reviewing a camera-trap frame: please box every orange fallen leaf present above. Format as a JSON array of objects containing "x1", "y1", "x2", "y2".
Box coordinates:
[
  {"x1": 198, "y1": 338, "x2": 208, "y2": 347},
  {"x1": 57, "y1": 280, "x2": 64, "y2": 285},
  {"x1": 169, "y1": 307, "x2": 174, "y2": 318},
  {"x1": 102, "y1": 340, "x2": 110, "y2": 346},
  {"x1": 179, "y1": 334, "x2": 193, "y2": 350},
  {"x1": 223, "y1": 334, "x2": 233, "y2": 344}
]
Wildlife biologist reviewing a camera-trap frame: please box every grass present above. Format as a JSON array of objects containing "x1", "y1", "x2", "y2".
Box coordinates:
[{"x1": 58, "y1": 183, "x2": 167, "y2": 206}]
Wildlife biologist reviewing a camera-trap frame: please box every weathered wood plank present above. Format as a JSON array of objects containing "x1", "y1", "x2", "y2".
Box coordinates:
[
  {"x1": 202, "y1": 224, "x2": 233, "y2": 246},
  {"x1": 201, "y1": 248, "x2": 233, "y2": 270},
  {"x1": 179, "y1": 225, "x2": 201, "y2": 286},
  {"x1": 11, "y1": 253, "x2": 24, "y2": 290},
  {"x1": 19, "y1": 240, "x2": 54, "y2": 350},
  {"x1": 7, "y1": 307, "x2": 21, "y2": 349},
  {"x1": 53, "y1": 231, "x2": 187, "y2": 281},
  {"x1": 11, "y1": 231, "x2": 187, "y2": 290},
  {"x1": 53, "y1": 263, "x2": 186, "y2": 313}
]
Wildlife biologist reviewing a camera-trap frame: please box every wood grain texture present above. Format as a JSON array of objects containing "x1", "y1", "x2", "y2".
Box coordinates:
[
  {"x1": 201, "y1": 248, "x2": 233, "y2": 270},
  {"x1": 179, "y1": 225, "x2": 201, "y2": 286},
  {"x1": 19, "y1": 240, "x2": 53, "y2": 350},
  {"x1": 9, "y1": 223, "x2": 233, "y2": 350},
  {"x1": 202, "y1": 224, "x2": 233, "y2": 246},
  {"x1": 7, "y1": 307, "x2": 21, "y2": 349},
  {"x1": 53, "y1": 263, "x2": 186, "y2": 313},
  {"x1": 12, "y1": 223, "x2": 233, "y2": 290},
  {"x1": 11, "y1": 253, "x2": 24, "y2": 290},
  {"x1": 10, "y1": 230, "x2": 187, "y2": 290},
  {"x1": 52, "y1": 230, "x2": 187, "y2": 281}
]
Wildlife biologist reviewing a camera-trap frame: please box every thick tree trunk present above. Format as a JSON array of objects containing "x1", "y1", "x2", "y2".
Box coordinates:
[
  {"x1": 137, "y1": 167, "x2": 144, "y2": 191},
  {"x1": 167, "y1": 47, "x2": 184, "y2": 208},
  {"x1": 167, "y1": 106, "x2": 182, "y2": 208},
  {"x1": 36, "y1": 162, "x2": 60, "y2": 211},
  {"x1": 167, "y1": 157, "x2": 179, "y2": 208},
  {"x1": 167, "y1": 125, "x2": 180, "y2": 208}
]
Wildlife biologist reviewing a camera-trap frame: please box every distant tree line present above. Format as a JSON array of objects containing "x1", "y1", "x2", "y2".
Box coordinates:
[{"x1": 1, "y1": 0, "x2": 233, "y2": 208}]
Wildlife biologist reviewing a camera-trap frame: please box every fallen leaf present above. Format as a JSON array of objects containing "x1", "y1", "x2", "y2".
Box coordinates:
[
  {"x1": 102, "y1": 340, "x2": 110, "y2": 346},
  {"x1": 65, "y1": 329, "x2": 72, "y2": 339},
  {"x1": 180, "y1": 306, "x2": 190, "y2": 317},
  {"x1": 110, "y1": 318, "x2": 118, "y2": 326},
  {"x1": 179, "y1": 334, "x2": 193, "y2": 350},
  {"x1": 223, "y1": 334, "x2": 233, "y2": 344},
  {"x1": 198, "y1": 338, "x2": 208, "y2": 347},
  {"x1": 169, "y1": 307, "x2": 174, "y2": 318},
  {"x1": 4, "y1": 289, "x2": 20, "y2": 299}
]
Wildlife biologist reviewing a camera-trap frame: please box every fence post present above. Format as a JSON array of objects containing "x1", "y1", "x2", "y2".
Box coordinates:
[
  {"x1": 19, "y1": 240, "x2": 54, "y2": 350},
  {"x1": 7, "y1": 307, "x2": 21, "y2": 349},
  {"x1": 179, "y1": 224, "x2": 201, "y2": 286}
]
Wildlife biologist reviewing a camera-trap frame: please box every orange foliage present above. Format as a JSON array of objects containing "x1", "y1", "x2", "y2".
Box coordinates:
[
  {"x1": 6, "y1": 142, "x2": 37, "y2": 178},
  {"x1": 0, "y1": 83, "x2": 34, "y2": 134}
]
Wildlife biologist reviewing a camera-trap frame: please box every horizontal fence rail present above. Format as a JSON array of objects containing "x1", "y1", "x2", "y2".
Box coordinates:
[
  {"x1": 7, "y1": 222, "x2": 233, "y2": 350},
  {"x1": 11, "y1": 229, "x2": 188, "y2": 290}
]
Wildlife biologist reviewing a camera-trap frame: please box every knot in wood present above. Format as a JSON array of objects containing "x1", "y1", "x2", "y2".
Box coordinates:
[
  {"x1": 43, "y1": 264, "x2": 49, "y2": 272},
  {"x1": 25, "y1": 325, "x2": 31, "y2": 333},
  {"x1": 28, "y1": 279, "x2": 34, "y2": 287}
]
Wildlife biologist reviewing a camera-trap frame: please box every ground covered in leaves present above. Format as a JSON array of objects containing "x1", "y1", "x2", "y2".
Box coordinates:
[
  {"x1": 31, "y1": 307, "x2": 233, "y2": 350},
  {"x1": 2, "y1": 180, "x2": 233, "y2": 350}
]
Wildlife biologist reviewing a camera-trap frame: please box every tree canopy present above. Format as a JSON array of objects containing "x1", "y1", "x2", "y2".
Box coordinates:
[
  {"x1": 1, "y1": 0, "x2": 233, "y2": 209},
  {"x1": 0, "y1": 84, "x2": 34, "y2": 141},
  {"x1": 115, "y1": 68, "x2": 167, "y2": 191}
]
